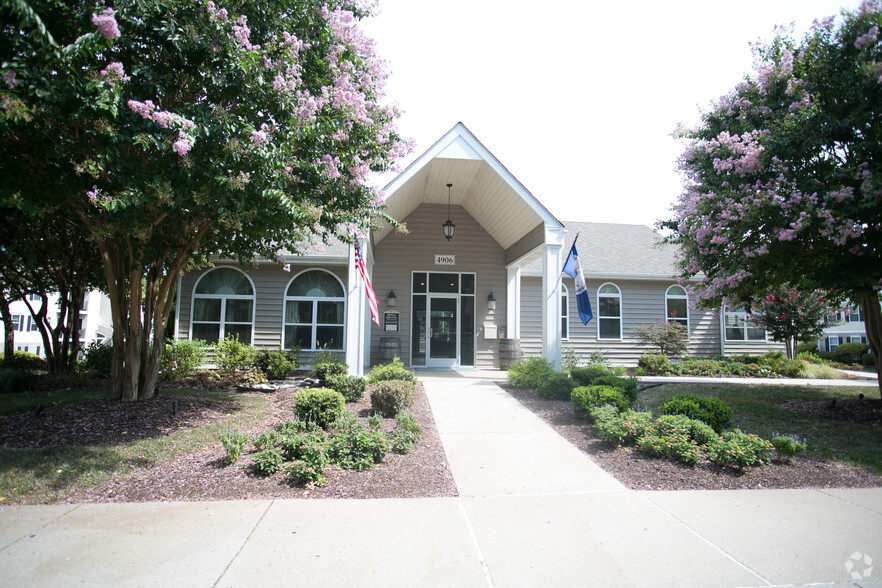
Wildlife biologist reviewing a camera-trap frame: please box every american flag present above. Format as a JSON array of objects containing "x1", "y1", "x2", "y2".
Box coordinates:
[{"x1": 355, "y1": 246, "x2": 379, "y2": 325}]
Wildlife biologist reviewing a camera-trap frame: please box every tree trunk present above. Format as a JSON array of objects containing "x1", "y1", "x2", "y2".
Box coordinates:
[
  {"x1": 0, "y1": 292, "x2": 14, "y2": 361},
  {"x1": 858, "y1": 292, "x2": 882, "y2": 399}
]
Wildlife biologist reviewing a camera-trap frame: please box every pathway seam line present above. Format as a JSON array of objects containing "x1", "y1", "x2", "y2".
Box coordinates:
[
  {"x1": 212, "y1": 499, "x2": 274, "y2": 587},
  {"x1": 0, "y1": 504, "x2": 82, "y2": 553},
  {"x1": 457, "y1": 497, "x2": 495, "y2": 588}
]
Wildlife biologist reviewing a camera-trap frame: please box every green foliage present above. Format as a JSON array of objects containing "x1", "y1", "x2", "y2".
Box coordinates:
[
  {"x1": 255, "y1": 348, "x2": 298, "y2": 380},
  {"x1": 633, "y1": 320, "x2": 689, "y2": 358},
  {"x1": 591, "y1": 374, "x2": 639, "y2": 404},
  {"x1": 367, "y1": 413, "x2": 383, "y2": 432},
  {"x1": 0, "y1": 351, "x2": 46, "y2": 372},
  {"x1": 252, "y1": 447, "x2": 285, "y2": 476},
  {"x1": 330, "y1": 410, "x2": 364, "y2": 435},
  {"x1": 561, "y1": 346, "x2": 581, "y2": 374},
  {"x1": 569, "y1": 364, "x2": 613, "y2": 387},
  {"x1": 160, "y1": 339, "x2": 206, "y2": 381},
  {"x1": 667, "y1": 357, "x2": 781, "y2": 378},
  {"x1": 593, "y1": 409, "x2": 654, "y2": 446},
  {"x1": 219, "y1": 431, "x2": 250, "y2": 464},
  {"x1": 571, "y1": 385, "x2": 629, "y2": 420},
  {"x1": 796, "y1": 351, "x2": 825, "y2": 364},
  {"x1": 370, "y1": 380, "x2": 415, "y2": 417},
  {"x1": 252, "y1": 430, "x2": 280, "y2": 451},
  {"x1": 660, "y1": 394, "x2": 733, "y2": 433},
  {"x1": 749, "y1": 288, "x2": 831, "y2": 358},
  {"x1": 214, "y1": 335, "x2": 258, "y2": 375},
  {"x1": 536, "y1": 371, "x2": 576, "y2": 400},
  {"x1": 325, "y1": 373, "x2": 367, "y2": 402},
  {"x1": 82, "y1": 343, "x2": 113, "y2": 377},
  {"x1": 637, "y1": 432, "x2": 703, "y2": 466},
  {"x1": 293, "y1": 388, "x2": 345, "y2": 429},
  {"x1": 368, "y1": 357, "x2": 417, "y2": 385},
  {"x1": 834, "y1": 342, "x2": 869, "y2": 364},
  {"x1": 390, "y1": 410, "x2": 422, "y2": 454},
  {"x1": 799, "y1": 361, "x2": 843, "y2": 379},
  {"x1": 862, "y1": 353, "x2": 876, "y2": 368},
  {"x1": 638, "y1": 353, "x2": 671, "y2": 374},
  {"x1": 771, "y1": 435, "x2": 808, "y2": 463},
  {"x1": 0, "y1": 367, "x2": 37, "y2": 394},
  {"x1": 327, "y1": 430, "x2": 391, "y2": 470},
  {"x1": 311, "y1": 353, "x2": 347, "y2": 386},
  {"x1": 506, "y1": 356, "x2": 556, "y2": 388},
  {"x1": 796, "y1": 342, "x2": 820, "y2": 355},
  {"x1": 708, "y1": 430, "x2": 773, "y2": 469},
  {"x1": 286, "y1": 459, "x2": 327, "y2": 487}
]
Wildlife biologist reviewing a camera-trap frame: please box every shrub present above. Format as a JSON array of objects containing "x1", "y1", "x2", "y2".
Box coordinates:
[
  {"x1": 326, "y1": 373, "x2": 367, "y2": 402},
  {"x1": 592, "y1": 374, "x2": 639, "y2": 404},
  {"x1": 594, "y1": 409, "x2": 654, "y2": 446},
  {"x1": 252, "y1": 447, "x2": 285, "y2": 475},
  {"x1": 391, "y1": 410, "x2": 422, "y2": 454},
  {"x1": 160, "y1": 339, "x2": 206, "y2": 380},
  {"x1": 219, "y1": 431, "x2": 250, "y2": 464},
  {"x1": 796, "y1": 351, "x2": 825, "y2": 364},
  {"x1": 0, "y1": 350, "x2": 47, "y2": 372},
  {"x1": 287, "y1": 459, "x2": 327, "y2": 487},
  {"x1": 506, "y1": 356, "x2": 555, "y2": 388},
  {"x1": 571, "y1": 385, "x2": 628, "y2": 420},
  {"x1": 327, "y1": 430, "x2": 391, "y2": 470},
  {"x1": 367, "y1": 413, "x2": 383, "y2": 431},
  {"x1": 637, "y1": 353, "x2": 671, "y2": 374},
  {"x1": 255, "y1": 348, "x2": 298, "y2": 380},
  {"x1": 587, "y1": 403, "x2": 620, "y2": 424},
  {"x1": 294, "y1": 388, "x2": 346, "y2": 428},
  {"x1": 0, "y1": 367, "x2": 37, "y2": 394},
  {"x1": 633, "y1": 320, "x2": 689, "y2": 358},
  {"x1": 708, "y1": 430, "x2": 773, "y2": 469},
  {"x1": 214, "y1": 335, "x2": 257, "y2": 374},
  {"x1": 796, "y1": 341, "x2": 820, "y2": 355},
  {"x1": 536, "y1": 371, "x2": 576, "y2": 400},
  {"x1": 781, "y1": 359, "x2": 806, "y2": 377},
  {"x1": 312, "y1": 352, "x2": 346, "y2": 385},
  {"x1": 570, "y1": 364, "x2": 612, "y2": 387},
  {"x1": 561, "y1": 346, "x2": 581, "y2": 374},
  {"x1": 770, "y1": 434, "x2": 808, "y2": 463},
  {"x1": 660, "y1": 394, "x2": 733, "y2": 433},
  {"x1": 252, "y1": 430, "x2": 280, "y2": 451},
  {"x1": 83, "y1": 342, "x2": 113, "y2": 377},
  {"x1": 637, "y1": 433, "x2": 703, "y2": 466},
  {"x1": 799, "y1": 362, "x2": 843, "y2": 379},
  {"x1": 862, "y1": 353, "x2": 876, "y2": 368},
  {"x1": 835, "y1": 342, "x2": 869, "y2": 364},
  {"x1": 370, "y1": 380, "x2": 415, "y2": 417},
  {"x1": 368, "y1": 357, "x2": 417, "y2": 385},
  {"x1": 330, "y1": 409, "x2": 364, "y2": 434}
]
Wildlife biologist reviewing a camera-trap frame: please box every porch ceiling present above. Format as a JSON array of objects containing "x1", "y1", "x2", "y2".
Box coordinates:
[{"x1": 373, "y1": 123, "x2": 561, "y2": 252}]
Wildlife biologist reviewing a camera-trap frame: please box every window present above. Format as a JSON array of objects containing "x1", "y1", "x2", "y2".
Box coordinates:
[
  {"x1": 597, "y1": 283, "x2": 622, "y2": 340},
  {"x1": 665, "y1": 285, "x2": 689, "y2": 328},
  {"x1": 11, "y1": 314, "x2": 23, "y2": 332},
  {"x1": 827, "y1": 336, "x2": 840, "y2": 351},
  {"x1": 284, "y1": 270, "x2": 345, "y2": 351},
  {"x1": 724, "y1": 309, "x2": 765, "y2": 341},
  {"x1": 191, "y1": 267, "x2": 255, "y2": 344},
  {"x1": 27, "y1": 293, "x2": 41, "y2": 302},
  {"x1": 26, "y1": 316, "x2": 39, "y2": 332},
  {"x1": 846, "y1": 308, "x2": 863, "y2": 322},
  {"x1": 561, "y1": 284, "x2": 569, "y2": 340}
]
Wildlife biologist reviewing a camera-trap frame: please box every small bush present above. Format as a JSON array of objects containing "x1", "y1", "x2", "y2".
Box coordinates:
[
  {"x1": 219, "y1": 431, "x2": 250, "y2": 464},
  {"x1": 592, "y1": 374, "x2": 639, "y2": 404},
  {"x1": 570, "y1": 364, "x2": 612, "y2": 387},
  {"x1": 771, "y1": 434, "x2": 808, "y2": 463},
  {"x1": 368, "y1": 357, "x2": 417, "y2": 385},
  {"x1": 536, "y1": 371, "x2": 576, "y2": 400},
  {"x1": 506, "y1": 356, "x2": 555, "y2": 388},
  {"x1": 215, "y1": 335, "x2": 257, "y2": 374},
  {"x1": 660, "y1": 394, "x2": 733, "y2": 433},
  {"x1": 796, "y1": 341, "x2": 819, "y2": 355},
  {"x1": 594, "y1": 409, "x2": 654, "y2": 446},
  {"x1": 367, "y1": 413, "x2": 384, "y2": 431},
  {"x1": 862, "y1": 353, "x2": 876, "y2": 368},
  {"x1": 255, "y1": 348, "x2": 298, "y2": 380},
  {"x1": 252, "y1": 447, "x2": 285, "y2": 475},
  {"x1": 796, "y1": 351, "x2": 825, "y2": 364},
  {"x1": 633, "y1": 320, "x2": 689, "y2": 358},
  {"x1": 287, "y1": 459, "x2": 327, "y2": 487},
  {"x1": 571, "y1": 385, "x2": 628, "y2": 420},
  {"x1": 708, "y1": 430, "x2": 773, "y2": 469},
  {"x1": 161, "y1": 339, "x2": 206, "y2": 380},
  {"x1": 252, "y1": 430, "x2": 280, "y2": 451},
  {"x1": 561, "y1": 346, "x2": 581, "y2": 374},
  {"x1": 0, "y1": 367, "x2": 37, "y2": 393},
  {"x1": 83, "y1": 342, "x2": 113, "y2": 377},
  {"x1": 326, "y1": 373, "x2": 367, "y2": 402},
  {"x1": 327, "y1": 430, "x2": 391, "y2": 470},
  {"x1": 312, "y1": 353, "x2": 347, "y2": 385},
  {"x1": 637, "y1": 433, "x2": 703, "y2": 466},
  {"x1": 392, "y1": 409, "x2": 422, "y2": 454},
  {"x1": 781, "y1": 359, "x2": 805, "y2": 378},
  {"x1": 637, "y1": 353, "x2": 671, "y2": 374},
  {"x1": 370, "y1": 380, "x2": 415, "y2": 417},
  {"x1": 0, "y1": 350, "x2": 47, "y2": 372},
  {"x1": 294, "y1": 388, "x2": 345, "y2": 428},
  {"x1": 834, "y1": 342, "x2": 869, "y2": 364},
  {"x1": 330, "y1": 409, "x2": 364, "y2": 434}
]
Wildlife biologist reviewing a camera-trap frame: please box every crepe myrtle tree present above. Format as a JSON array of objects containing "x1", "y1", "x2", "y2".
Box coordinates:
[
  {"x1": 663, "y1": 1, "x2": 882, "y2": 394},
  {"x1": 748, "y1": 287, "x2": 831, "y2": 359},
  {"x1": 0, "y1": 0, "x2": 411, "y2": 401}
]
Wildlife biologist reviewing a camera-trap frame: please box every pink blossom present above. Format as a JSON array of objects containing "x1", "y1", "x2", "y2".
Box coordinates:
[
  {"x1": 3, "y1": 69, "x2": 16, "y2": 89},
  {"x1": 282, "y1": 264, "x2": 291, "y2": 272},
  {"x1": 100, "y1": 62, "x2": 130, "y2": 87},
  {"x1": 86, "y1": 186, "x2": 100, "y2": 204},
  {"x1": 250, "y1": 129, "x2": 269, "y2": 146},
  {"x1": 172, "y1": 133, "x2": 193, "y2": 156},
  {"x1": 92, "y1": 8, "x2": 121, "y2": 40},
  {"x1": 312, "y1": 243, "x2": 326, "y2": 253},
  {"x1": 854, "y1": 25, "x2": 879, "y2": 49}
]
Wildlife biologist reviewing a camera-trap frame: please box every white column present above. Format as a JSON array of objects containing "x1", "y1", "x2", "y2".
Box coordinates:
[
  {"x1": 541, "y1": 226, "x2": 565, "y2": 370},
  {"x1": 506, "y1": 266, "x2": 521, "y2": 339},
  {"x1": 345, "y1": 244, "x2": 365, "y2": 376}
]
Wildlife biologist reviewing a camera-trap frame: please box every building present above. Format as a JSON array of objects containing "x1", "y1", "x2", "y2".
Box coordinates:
[
  {"x1": 2, "y1": 290, "x2": 113, "y2": 358},
  {"x1": 819, "y1": 304, "x2": 869, "y2": 352},
  {"x1": 173, "y1": 123, "x2": 782, "y2": 373}
]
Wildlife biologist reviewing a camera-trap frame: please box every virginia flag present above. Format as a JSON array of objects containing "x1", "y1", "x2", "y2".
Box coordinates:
[{"x1": 562, "y1": 243, "x2": 593, "y2": 325}]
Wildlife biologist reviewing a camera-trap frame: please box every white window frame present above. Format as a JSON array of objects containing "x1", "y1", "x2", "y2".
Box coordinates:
[
  {"x1": 282, "y1": 269, "x2": 346, "y2": 351},
  {"x1": 665, "y1": 285, "x2": 689, "y2": 329},
  {"x1": 723, "y1": 308, "x2": 766, "y2": 342},
  {"x1": 190, "y1": 267, "x2": 256, "y2": 345},
  {"x1": 11, "y1": 314, "x2": 23, "y2": 332},
  {"x1": 597, "y1": 282, "x2": 622, "y2": 341}
]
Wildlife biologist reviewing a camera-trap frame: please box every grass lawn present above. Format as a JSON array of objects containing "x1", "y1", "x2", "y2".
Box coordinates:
[
  {"x1": 0, "y1": 387, "x2": 273, "y2": 504},
  {"x1": 638, "y1": 383, "x2": 882, "y2": 475}
]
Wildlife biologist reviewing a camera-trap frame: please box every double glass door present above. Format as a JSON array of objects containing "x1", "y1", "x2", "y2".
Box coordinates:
[{"x1": 411, "y1": 272, "x2": 475, "y2": 368}]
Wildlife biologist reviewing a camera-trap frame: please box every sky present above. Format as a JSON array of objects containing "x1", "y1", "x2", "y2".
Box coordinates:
[{"x1": 362, "y1": 0, "x2": 864, "y2": 228}]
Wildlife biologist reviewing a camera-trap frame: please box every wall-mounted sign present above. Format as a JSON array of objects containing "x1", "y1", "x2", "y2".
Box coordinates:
[
  {"x1": 434, "y1": 254, "x2": 455, "y2": 266},
  {"x1": 384, "y1": 311, "x2": 399, "y2": 332}
]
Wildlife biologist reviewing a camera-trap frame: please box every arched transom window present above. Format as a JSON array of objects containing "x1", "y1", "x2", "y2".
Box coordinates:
[
  {"x1": 191, "y1": 267, "x2": 255, "y2": 344},
  {"x1": 597, "y1": 283, "x2": 622, "y2": 340},
  {"x1": 284, "y1": 270, "x2": 345, "y2": 351},
  {"x1": 665, "y1": 285, "x2": 689, "y2": 328}
]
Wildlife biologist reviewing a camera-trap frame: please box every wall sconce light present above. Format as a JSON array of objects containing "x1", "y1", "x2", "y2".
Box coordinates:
[
  {"x1": 387, "y1": 290, "x2": 397, "y2": 307},
  {"x1": 487, "y1": 292, "x2": 496, "y2": 310},
  {"x1": 442, "y1": 183, "x2": 455, "y2": 241}
]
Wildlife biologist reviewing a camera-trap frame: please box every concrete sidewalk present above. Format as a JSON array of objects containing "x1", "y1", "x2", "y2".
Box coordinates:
[{"x1": 1, "y1": 372, "x2": 881, "y2": 587}]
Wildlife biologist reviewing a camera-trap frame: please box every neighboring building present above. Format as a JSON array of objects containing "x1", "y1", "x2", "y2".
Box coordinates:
[
  {"x1": 173, "y1": 123, "x2": 784, "y2": 373},
  {"x1": 1, "y1": 290, "x2": 113, "y2": 358},
  {"x1": 819, "y1": 304, "x2": 869, "y2": 352}
]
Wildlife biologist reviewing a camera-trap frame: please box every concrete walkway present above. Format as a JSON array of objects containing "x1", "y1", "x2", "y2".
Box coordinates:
[{"x1": 1, "y1": 372, "x2": 881, "y2": 587}]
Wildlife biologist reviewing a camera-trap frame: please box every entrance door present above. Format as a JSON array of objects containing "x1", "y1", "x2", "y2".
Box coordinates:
[{"x1": 427, "y1": 296, "x2": 458, "y2": 368}]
